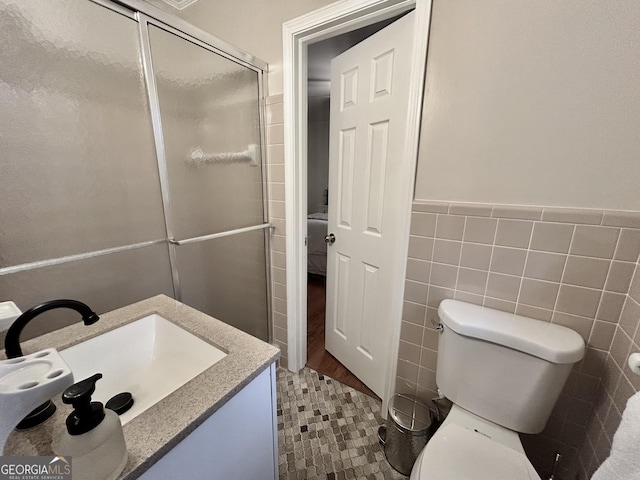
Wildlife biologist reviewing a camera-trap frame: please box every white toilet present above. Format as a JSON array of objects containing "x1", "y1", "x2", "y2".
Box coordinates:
[{"x1": 410, "y1": 299, "x2": 585, "y2": 480}]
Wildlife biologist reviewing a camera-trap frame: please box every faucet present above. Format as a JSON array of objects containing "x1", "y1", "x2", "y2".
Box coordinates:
[
  {"x1": 5, "y1": 299, "x2": 99, "y2": 358},
  {"x1": 3, "y1": 299, "x2": 99, "y2": 429}
]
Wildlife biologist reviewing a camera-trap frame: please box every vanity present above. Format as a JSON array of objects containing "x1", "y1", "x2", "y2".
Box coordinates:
[{"x1": 2, "y1": 295, "x2": 280, "y2": 480}]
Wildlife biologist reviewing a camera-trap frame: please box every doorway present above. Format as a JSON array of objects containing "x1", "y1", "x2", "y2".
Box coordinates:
[
  {"x1": 283, "y1": 0, "x2": 432, "y2": 415},
  {"x1": 304, "y1": 18, "x2": 401, "y2": 399}
]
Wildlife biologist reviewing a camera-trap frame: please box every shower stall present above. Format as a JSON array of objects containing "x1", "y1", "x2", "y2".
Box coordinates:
[{"x1": 0, "y1": 0, "x2": 272, "y2": 341}]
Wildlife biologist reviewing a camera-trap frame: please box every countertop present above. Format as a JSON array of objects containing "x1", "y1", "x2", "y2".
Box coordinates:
[{"x1": 2, "y1": 294, "x2": 280, "y2": 479}]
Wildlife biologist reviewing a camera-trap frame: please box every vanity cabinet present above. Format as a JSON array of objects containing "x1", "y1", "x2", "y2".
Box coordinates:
[
  {"x1": 139, "y1": 364, "x2": 278, "y2": 480},
  {"x1": 3, "y1": 296, "x2": 280, "y2": 479}
]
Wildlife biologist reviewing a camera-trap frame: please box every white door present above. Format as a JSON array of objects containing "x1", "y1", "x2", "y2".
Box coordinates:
[{"x1": 325, "y1": 11, "x2": 415, "y2": 397}]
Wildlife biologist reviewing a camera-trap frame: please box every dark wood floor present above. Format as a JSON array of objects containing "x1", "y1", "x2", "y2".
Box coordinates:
[{"x1": 306, "y1": 274, "x2": 379, "y2": 400}]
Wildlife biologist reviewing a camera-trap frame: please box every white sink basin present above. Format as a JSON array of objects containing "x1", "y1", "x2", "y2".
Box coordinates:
[{"x1": 60, "y1": 314, "x2": 226, "y2": 425}]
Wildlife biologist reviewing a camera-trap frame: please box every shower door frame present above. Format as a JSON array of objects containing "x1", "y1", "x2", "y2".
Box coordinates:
[{"x1": 91, "y1": 0, "x2": 274, "y2": 341}]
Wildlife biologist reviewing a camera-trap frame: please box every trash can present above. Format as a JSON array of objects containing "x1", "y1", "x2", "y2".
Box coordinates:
[{"x1": 379, "y1": 394, "x2": 435, "y2": 475}]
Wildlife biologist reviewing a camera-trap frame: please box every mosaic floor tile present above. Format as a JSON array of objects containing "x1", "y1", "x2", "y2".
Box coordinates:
[{"x1": 276, "y1": 367, "x2": 406, "y2": 480}]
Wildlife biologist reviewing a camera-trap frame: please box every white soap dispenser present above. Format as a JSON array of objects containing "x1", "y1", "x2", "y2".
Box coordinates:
[{"x1": 55, "y1": 374, "x2": 127, "y2": 480}]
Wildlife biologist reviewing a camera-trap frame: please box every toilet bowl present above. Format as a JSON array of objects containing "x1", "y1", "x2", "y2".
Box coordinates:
[
  {"x1": 408, "y1": 300, "x2": 585, "y2": 480},
  {"x1": 410, "y1": 405, "x2": 540, "y2": 480}
]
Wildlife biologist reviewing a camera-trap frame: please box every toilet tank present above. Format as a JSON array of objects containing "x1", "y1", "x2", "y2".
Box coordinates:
[{"x1": 436, "y1": 300, "x2": 585, "y2": 434}]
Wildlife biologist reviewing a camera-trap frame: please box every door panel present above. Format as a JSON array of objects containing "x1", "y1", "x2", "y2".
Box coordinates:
[
  {"x1": 364, "y1": 121, "x2": 389, "y2": 234},
  {"x1": 334, "y1": 253, "x2": 350, "y2": 339},
  {"x1": 325, "y1": 12, "x2": 415, "y2": 397},
  {"x1": 359, "y1": 262, "x2": 379, "y2": 357},
  {"x1": 338, "y1": 128, "x2": 356, "y2": 227},
  {"x1": 371, "y1": 50, "x2": 394, "y2": 100},
  {"x1": 341, "y1": 68, "x2": 359, "y2": 109}
]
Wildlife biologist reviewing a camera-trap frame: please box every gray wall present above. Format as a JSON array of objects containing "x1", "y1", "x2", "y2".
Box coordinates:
[{"x1": 416, "y1": 0, "x2": 640, "y2": 211}]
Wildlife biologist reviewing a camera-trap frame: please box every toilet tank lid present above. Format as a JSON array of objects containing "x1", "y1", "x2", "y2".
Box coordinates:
[{"x1": 438, "y1": 300, "x2": 585, "y2": 364}]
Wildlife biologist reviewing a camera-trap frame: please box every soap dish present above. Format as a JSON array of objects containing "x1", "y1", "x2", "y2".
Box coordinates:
[{"x1": 1, "y1": 348, "x2": 74, "y2": 450}]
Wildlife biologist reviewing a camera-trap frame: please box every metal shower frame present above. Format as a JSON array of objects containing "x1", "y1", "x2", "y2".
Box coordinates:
[
  {"x1": 0, "y1": 0, "x2": 274, "y2": 342},
  {"x1": 103, "y1": 0, "x2": 273, "y2": 342}
]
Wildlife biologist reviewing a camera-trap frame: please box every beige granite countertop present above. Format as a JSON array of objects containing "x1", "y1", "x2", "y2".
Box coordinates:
[{"x1": 2, "y1": 295, "x2": 280, "y2": 479}]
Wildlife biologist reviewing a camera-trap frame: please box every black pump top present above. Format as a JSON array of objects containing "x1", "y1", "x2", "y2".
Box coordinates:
[{"x1": 62, "y1": 373, "x2": 106, "y2": 436}]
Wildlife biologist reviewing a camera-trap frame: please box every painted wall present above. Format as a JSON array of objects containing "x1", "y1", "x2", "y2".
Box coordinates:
[{"x1": 415, "y1": 0, "x2": 640, "y2": 211}]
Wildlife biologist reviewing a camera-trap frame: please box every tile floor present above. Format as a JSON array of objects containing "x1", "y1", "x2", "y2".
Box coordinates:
[{"x1": 276, "y1": 367, "x2": 407, "y2": 480}]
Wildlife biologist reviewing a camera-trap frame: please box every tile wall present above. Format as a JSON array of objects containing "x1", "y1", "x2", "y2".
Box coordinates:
[
  {"x1": 266, "y1": 94, "x2": 288, "y2": 368},
  {"x1": 397, "y1": 200, "x2": 640, "y2": 476},
  {"x1": 266, "y1": 87, "x2": 640, "y2": 474},
  {"x1": 575, "y1": 258, "x2": 640, "y2": 478}
]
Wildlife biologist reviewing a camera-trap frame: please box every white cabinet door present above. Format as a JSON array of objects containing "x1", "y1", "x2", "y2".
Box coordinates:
[{"x1": 139, "y1": 364, "x2": 278, "y2": 480}]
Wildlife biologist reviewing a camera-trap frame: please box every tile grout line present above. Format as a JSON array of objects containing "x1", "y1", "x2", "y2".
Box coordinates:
[
  {"x1": 452, "y1": 215, "x2": 468, "y2": 301},
  {"x1": 481, "y1": 216, "x2": 501, "y2": 304},
  {"x1": 551, "y1": 224, "x2": 577, "y2": 324},
  {"x1": 514, "y1": 217, "x2": 537, "y2": 314},
  {"x1": 416, "y1": 213, "x2": 441, "y2": 393},
  {"x1": 595, "y1": 229, "x2": 623, "y2": 323}
]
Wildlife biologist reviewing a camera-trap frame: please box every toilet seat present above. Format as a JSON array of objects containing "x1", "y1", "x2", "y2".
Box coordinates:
[{"x1": 409, "y1": 406, "x2": 541, "y2": 480}]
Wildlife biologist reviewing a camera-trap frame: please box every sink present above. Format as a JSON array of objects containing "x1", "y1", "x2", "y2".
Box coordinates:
[{"x1": 59, "y1": 314, "x2": 226, "y2": 425}]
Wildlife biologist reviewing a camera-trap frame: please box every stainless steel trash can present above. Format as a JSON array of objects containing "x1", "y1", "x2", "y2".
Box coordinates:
[{"x1": 381, "y1": 394, "x2": 434, "y2": 475}]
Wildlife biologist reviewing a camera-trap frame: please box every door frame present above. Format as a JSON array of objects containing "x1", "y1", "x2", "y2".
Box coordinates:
[{"x1": 283, "y1": 0, "x2": 432, "y2": 412}]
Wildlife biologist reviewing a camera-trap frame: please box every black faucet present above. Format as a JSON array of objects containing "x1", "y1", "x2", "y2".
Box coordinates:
[{"x1": 4, "y1": 299, "x2": 99, "y2": 429}]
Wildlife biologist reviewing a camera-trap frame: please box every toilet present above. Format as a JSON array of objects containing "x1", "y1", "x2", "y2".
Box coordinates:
[{"x1": 410, "y1": 300, "x2": 585, "y2": 480}]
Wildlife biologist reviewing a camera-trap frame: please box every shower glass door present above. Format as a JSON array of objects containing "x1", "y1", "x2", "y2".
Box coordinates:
[
  {"x1": 145, "y1": 24, "x2": 270, "y2": 341},
  {"x1": 0, "y1": 0, "x2": 270, "y2": 342},
  {"x1": 0, "y1": 0, "x2": 174, "y2": 336}
]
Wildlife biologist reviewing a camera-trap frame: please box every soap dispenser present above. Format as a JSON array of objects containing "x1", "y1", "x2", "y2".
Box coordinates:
[{"x1": 55, "y1": 374, "x2": 127, "y2": 480}]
